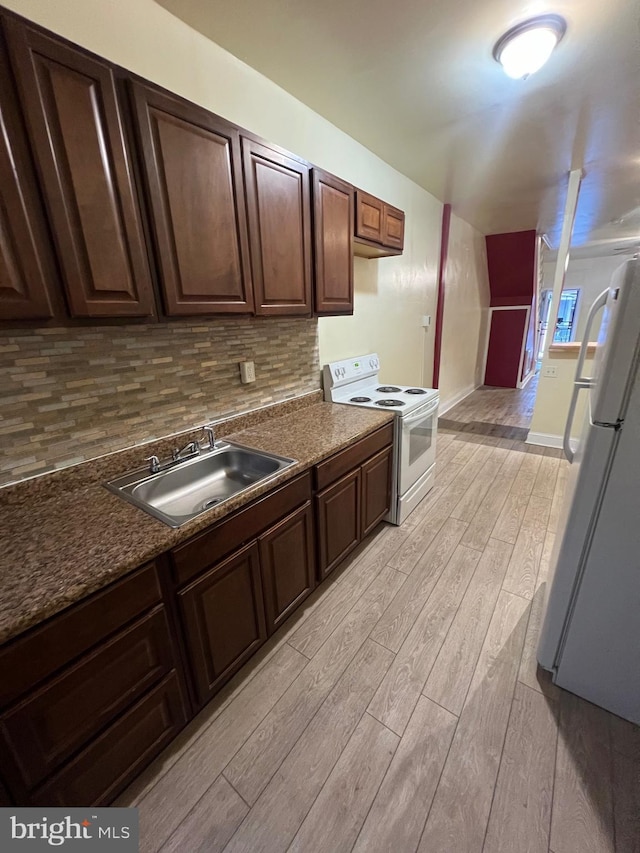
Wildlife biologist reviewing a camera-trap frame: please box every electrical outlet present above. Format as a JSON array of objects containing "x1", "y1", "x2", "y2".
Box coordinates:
[
  {"x1": 240, "y1": 361, "x2": 256, "y2": 383},
  {"x1": 543, "y1": 365, "x2": 558, "y2": 378}
]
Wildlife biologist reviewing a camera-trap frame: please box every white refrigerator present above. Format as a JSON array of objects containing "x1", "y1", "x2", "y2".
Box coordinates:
[{"x1": 537, "y1": 256, "x2": 640, "y2": 724}]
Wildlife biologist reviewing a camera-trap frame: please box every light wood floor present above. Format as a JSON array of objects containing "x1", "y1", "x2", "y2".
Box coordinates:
[
  {"x1": 118, "y1": 427, "x2": 640, "y2": 853},
  {"x1": 441, "y1": 375, "x2": 540, "y2": 439}
]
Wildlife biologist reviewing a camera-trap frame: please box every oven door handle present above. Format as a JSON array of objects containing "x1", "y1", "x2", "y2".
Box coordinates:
[{"x1": 403, "y1": 400, "x2": 439, "y2": 425}]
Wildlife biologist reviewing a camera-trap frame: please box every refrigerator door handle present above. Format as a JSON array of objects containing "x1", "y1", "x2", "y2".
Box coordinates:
[
  {"x1": 563, "y1": 383, "x2": 589, "y2": 462},
  {"x1": 574, "y1": 288, "x2": 609, "y2": 385},
  {"x1": 562, "y1": 288, "x2": 609, "y2": 463}
]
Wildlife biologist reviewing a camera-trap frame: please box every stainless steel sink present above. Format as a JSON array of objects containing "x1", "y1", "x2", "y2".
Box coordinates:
[{"x1": 106, "y1": 441, "x2": 296, "y2": 527}]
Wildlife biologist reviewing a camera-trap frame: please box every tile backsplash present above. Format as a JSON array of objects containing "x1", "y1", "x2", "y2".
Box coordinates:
[{"x1": 0, "y1": 317, "x2": 320, "y2": 486}]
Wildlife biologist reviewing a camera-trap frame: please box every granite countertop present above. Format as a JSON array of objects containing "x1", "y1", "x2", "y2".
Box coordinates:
[{"x1": 0, "y1": 401, "x2": 393, "y2": 645}]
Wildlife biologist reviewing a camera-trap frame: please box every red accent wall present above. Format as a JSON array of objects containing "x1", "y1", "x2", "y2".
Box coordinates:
[
  {"x1": 432, "y1": 203, "x2": 451, "y2": 388},
  {"x1": 485, "y1": 230, "x2": 536, "y2": 307},
  {"x1": 485, "y1": 309, "x2": 528, "y2": 387}
]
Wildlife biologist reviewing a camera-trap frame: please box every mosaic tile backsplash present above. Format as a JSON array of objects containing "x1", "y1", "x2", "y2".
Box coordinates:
[{"x1": 0, "y1": 317, "x2": 320, "y2": 486}]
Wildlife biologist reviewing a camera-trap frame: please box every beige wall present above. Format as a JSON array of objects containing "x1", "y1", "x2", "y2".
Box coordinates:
[
  {"x1": 542, "y1": 255, "x2": 633, "y2": 342},
  {"x1": 529, "y1": 352, "x2": 594, "y2": 442},
  {"x1": 438, "y1": 214, "x2": 491, "y2": 412},
  {"x1": 531, "y1": 253, "x2": 630, "y2": 446},
  {"x1": 4, "y1": 0, "x2": 443, "y2": 388}
]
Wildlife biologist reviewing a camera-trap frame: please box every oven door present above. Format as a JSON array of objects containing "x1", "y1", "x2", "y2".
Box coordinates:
[{"x1": 398, "y1": 398, "x2": 438, "y2": 496}]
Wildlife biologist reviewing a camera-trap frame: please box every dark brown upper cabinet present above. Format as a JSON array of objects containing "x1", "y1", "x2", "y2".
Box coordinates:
[
  {"x1": 0, "y1": 36, "x2": 56, "y2": 322},
  {"x1": 312, "y1": 168, "x2": 354, "y2": 316},
  {"x1": 130, "y1": 83, "x2": 254, "y2": 316},
  {"x1": 382, "y1": 202, "x2": 405, "y2": 250},
  {"x1": 3, "y1": 19, "x2": 155, "y2": 319},
  {"x1": 242, "y1": 137, "x2": 312, "y2": 315},
  {"x1": 354, "y1": 189, "x2": 405, "y2": 258},
  {"x1": 355, "y1": 190, "x2": 384, "y2": 243}
]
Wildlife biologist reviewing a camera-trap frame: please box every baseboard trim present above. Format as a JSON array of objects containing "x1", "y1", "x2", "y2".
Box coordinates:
[
  {"x1": 518, "y1": 369, "x2": 536, "y2": 389},
  {"x1": 526, "y1": 431, "x2": 564, "y2": 449},
  {"x1": 439, "y1": 383, "x2": 478, "y2": 416}
]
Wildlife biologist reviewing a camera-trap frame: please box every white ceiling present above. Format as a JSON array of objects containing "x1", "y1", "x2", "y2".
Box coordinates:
[{"x1": 157, "y1": 0, "x2": 640, "y2": 247}]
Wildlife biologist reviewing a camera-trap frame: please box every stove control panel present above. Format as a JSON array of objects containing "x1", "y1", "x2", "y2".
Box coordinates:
[{"x1": 325, "y1": 353, "x2": 380, "y2": 387}]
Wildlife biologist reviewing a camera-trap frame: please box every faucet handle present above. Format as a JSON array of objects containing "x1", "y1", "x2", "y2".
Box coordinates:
[{"x1": 146, "y1": 455, "x2": 160, "y2": 474}]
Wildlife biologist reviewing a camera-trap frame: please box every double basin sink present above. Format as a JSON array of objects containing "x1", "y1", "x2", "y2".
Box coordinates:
[{"x1": 107, "y1": 441, "x2": 297, "y2": 528}]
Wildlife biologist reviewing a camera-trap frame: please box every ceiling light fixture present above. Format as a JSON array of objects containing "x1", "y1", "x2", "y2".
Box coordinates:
[{"x1": 493, "y1": 14, "x2": 567, "y2": 80}]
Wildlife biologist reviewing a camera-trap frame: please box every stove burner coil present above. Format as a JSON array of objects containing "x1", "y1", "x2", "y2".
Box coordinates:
[
  {"x1": 375, "y1": 399, "x2": 405, "y2": 407},
  {"x1": 350, "y1": 396, "x2": 372, "y2": 403},
  {"x1": 406, "y1": 388, "x2": 428, "y2": 395},
  {"x1": 377, "y1": 386, "x2": 402, "y2": 393}
]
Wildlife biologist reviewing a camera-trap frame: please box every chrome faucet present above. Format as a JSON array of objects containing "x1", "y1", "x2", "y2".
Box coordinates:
[
  {"x1": 145, "y1": 424, "x2": 216, "y2": 474},
  {"x1": 146, "y1": 455, "x2": 161, "y2": 474},
  {"x1": 145, "y1": 439, "x2": 200, "y2": 474},
  {"x1": 203, "y1": 424, "x2": 215, "y2": 450},
  {"x1": 172, "y1": 440, "x2": 200, "y2": 462}
]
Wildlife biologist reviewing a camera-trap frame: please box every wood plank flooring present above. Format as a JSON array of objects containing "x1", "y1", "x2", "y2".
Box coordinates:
[
  {"x1": 118, "y1": 425, "x2": 639, "y2": 853},
  {"x1": 443, "y1": 375, "x2": 540, "y2": 430}
]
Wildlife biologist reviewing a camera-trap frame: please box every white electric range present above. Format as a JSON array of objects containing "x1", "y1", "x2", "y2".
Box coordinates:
[{"x1": 323, "y1": 353, "x2": 439, "y2": 525}]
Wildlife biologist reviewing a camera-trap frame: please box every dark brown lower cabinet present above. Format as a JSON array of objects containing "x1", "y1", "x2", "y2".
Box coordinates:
[
  {"x1": 361, "y1": 446, "x2": 393, "y2": 537},
  {"x1": 316, "y1": 468, "x2": 361, "y2": 580},
  {"x1": 0, "y1": 607, "x2": 175, "y2": 791},
  {"x1": 178, "y1": 542, "x2": 267, "y2": 706},
  {"x1": 0, "y1": 777, "x2": 11, "y2": 805},
  {"x1": 260, "y1": 502, "x2": 315, "y2": 634},
  {"x1": 314, "y1": 425, "x2": 394, "y2": 579},
  {"x1": 0, "y1": 429, "x2": 391, "y2": 807},
  {"x1": 30, "y1": 672, "x2": 187, "y2": 806}
]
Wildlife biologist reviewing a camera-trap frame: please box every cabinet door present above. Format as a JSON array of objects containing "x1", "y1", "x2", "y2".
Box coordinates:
[
  {"x1": 131, "y1": 83, "x2": 253, "y2": 316},
  {"x1": 315, "y1": 469, "x2": 361, "y2": 580},
  {"x1": 361, "y1": 446, "x2": 393, "y2": 537},
  {"x1": 312, "y1": 168, "x2": 354, "y2": 315},
  {"x1": 260, "y1": 502, "x2": 315, "y2": 635},
  {"x1": 242, "y1": 137, "x2": 312, "y2": 315},
  {"x1": 4, "y1": 19, "x2": 155, "y2": 318},
  {"x1": 355, "y1": 190, "x2": 383, "y2": 244},
  {"x1": 0, "y1": 37, "x2": 55, "y2": 321},
  {"x1": 178, "y1": 542, "x2": 266, "y2": 705},
  {"x1": 382, "y1": 203, "x2": 405, "y2": 250}
]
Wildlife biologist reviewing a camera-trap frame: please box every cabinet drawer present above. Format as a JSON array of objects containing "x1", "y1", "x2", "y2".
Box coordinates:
[
  {"x1": 29, "y1": 672, "x2": 187, "y2": 807},
  {"x1": 172, "y1": 471, "x2": 312, "y2": 585},
  {"x1": 314, "y1": 424, "x2": 393, "y2": 491},
  {"x1": 0, "y1": 606, "x2": 175, "y2": 791},
  {"x1": 0, "y1": 560, "x2": 163, "y2": 709}
]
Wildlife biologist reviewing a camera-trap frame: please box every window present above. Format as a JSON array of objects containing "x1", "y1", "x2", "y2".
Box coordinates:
[{"x1": 554, "y1": 289, "x2": 579, "y2": 343}]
